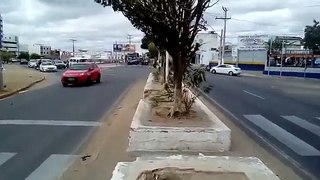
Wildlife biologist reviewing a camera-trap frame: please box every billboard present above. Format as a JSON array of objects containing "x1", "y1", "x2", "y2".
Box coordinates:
[
  {"x1": 238, "y1": 35, "x2": 268, "y2": 50},
  {"x1": 113, "y1": 44, "x2": 123, "y2": 52}
]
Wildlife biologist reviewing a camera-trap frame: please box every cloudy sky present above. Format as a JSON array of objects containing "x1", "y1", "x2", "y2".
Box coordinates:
[{"x1": 0, "y1": 0, "x2": 319, "y2": 52}]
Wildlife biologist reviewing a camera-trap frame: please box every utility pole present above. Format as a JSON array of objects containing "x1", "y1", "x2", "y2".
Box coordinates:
[
  {"x1": 280, "y1": 40, "x2": 284, "y2": 77},
  {"x1": 219, "y1": 29, "x2": 223, "y2": 65},
  {"x1": 216, "y1": 6, "x2": 231, "y2": 65},
  {"x1": 70, "y1": 39, "x2": 77, "y2": 57}
]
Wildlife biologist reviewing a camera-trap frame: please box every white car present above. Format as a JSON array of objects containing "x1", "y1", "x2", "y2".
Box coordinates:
[
  {"x1": 28, "y1": 59, "x2": 37, "y2": 68},
  {"x1": 210, "y1": 64, "x2": 241, "y2": 76},
  {"x1": 40, "y1": 62, "x2": 57, "y2": 72}
]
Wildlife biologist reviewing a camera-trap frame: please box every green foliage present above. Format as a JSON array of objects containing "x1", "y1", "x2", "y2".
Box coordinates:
[
  {"x1": 141, "y1": 35, "x2": 152, "y2": 50},
  {"x1": 304, "y1": 20, "x2": 320, "y2": 50},
  {"x1": 30, "y1": 53, "x2": 41, "y2": 59},
  {"x1": 148, "y1": 42, "x2": 158, "y2": 58},
  {"x1": 18, "y1": 52, "x2": 30, "y2": 60},
  {"x1": 0, "y1": 51, "x2": 14, "y2": 63}
]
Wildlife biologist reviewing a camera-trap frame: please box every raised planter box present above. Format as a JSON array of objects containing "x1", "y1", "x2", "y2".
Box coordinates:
[
  {"x1": 128, "y1": 72, "x2": 231, "y2": 154},
  {"x1": 111, "y1": 155, "x2": 280, "y2": 180}
]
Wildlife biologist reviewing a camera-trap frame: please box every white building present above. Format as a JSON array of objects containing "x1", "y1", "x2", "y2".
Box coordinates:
[
  {"x1": 194, "y1": 31, "x2": 220, "y2": 65},
  {"x1": 29, "y1": 44, "x2": 51, "y2": 57},
  {"x1": 1, "y1": 35, "x2": 19, "y2": 56}
]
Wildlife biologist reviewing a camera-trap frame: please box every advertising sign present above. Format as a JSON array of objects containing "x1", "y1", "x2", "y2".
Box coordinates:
[
  {"x1": 113, "y1": 44, "x2": 123, "y2": 52},
  {"x1": 238, "y1": 35, "x2": 268, "y2": 50}
]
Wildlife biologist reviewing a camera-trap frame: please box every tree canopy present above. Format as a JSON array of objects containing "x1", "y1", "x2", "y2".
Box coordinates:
[
  {"x1": 0, "y1": 51, "x2": 14, "y2": 63},
  {"x1": 95, "y1": 0, "x2": 217, "y2": 116},
  {"x1": 304, "y1": 20, "x2": 320, "y2": 50},
  {"x1": 30, "y1": 53, "x2": 41, "y2": 59},
  {"x1": 141, "y1": 35, "x2": 152, "y2": 50},
  {"x1": 148, "y1": 42, "x2": 158, "y2": 58},
  {"x1": 18, "y1": 52, "x2": 30, "y2": 60}
]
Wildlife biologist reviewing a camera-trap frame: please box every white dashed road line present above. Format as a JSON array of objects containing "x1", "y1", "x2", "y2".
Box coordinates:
[
  {"x1": 0, "y1": 152, "x2": 17, "y2": 166},
  {"x1": 243, "y1": 90, "x2": 265, "y2": 100}
]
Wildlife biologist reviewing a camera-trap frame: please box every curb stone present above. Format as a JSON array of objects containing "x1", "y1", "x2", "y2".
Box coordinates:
[{"x1": 0, "y1": 76, "x2": 46, "y2": 99}]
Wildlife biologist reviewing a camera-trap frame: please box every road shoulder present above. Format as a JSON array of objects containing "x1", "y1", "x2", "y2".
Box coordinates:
[{"x1": 61, "y1": 79, "x2": 145, "y2": 180}]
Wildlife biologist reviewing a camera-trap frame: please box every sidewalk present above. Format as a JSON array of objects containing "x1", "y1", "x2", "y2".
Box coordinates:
[
  {"x1": 0, "y1": 65, "x2": 45, "y2": 99},
  {"x1": 241, "y1": 70, "x2": 320, "y2": 81},
  {"x1": 61, "y1": 80, "x2": 145, "y2": 180}
]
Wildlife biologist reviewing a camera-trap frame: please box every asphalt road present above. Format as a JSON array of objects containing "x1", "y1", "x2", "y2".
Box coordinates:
[
  {"x1": 0, "y1": 65, "x2": 149, "y2": 180},
  {"x1": 204, "y1": 73, "x2": 320, "y2": 178}
]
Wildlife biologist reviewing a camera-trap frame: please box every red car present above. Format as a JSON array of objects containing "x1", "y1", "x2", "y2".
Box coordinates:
[{"x1": 61, "y1": 62, "x2": 101, "y2": 87}]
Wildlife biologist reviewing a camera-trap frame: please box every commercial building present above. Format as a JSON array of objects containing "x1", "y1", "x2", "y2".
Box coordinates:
[{"x1": 1, "y1": 35, "x2": 19, "y2": 56}]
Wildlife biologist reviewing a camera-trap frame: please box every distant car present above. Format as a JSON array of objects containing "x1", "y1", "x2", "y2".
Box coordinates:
[
  {"x1": 20, "y1": 59, "x2": 28, "y2": 65},
  {"x1": 53, "y1": 60, "x2": 66, "y2": 69},
  {"x1": 40, "y1": 62, "x2": 57, "y2": 72},
  {"x1": 127, "y1": 57, "x2": 139, "y2": 65},
  {"x1": 28, "y1": 59, "x2": 37, "y2": 68},
  {"x1": 210, "y1": 64, "x2": 241, "y2": 76},
  {"x1": 61, "y1": 62, "x2": 101, "y2": 87}
]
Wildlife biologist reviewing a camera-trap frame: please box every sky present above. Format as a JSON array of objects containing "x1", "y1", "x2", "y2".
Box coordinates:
[{"x1": 0, "y1": 0, "x2": 319, "y2": 52}]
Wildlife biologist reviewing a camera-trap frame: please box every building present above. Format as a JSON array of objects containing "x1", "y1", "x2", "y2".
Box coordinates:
[
  {"x1": 0, "y1": 14, "x2": 3, "y2": 49},
  {"x1": 19, "y1": 44, "x2": 29, "y2": 53},
  {"x1": 1, "y1": 35, "x2": 19, "y2": 56},
  {"x1": 233, "y1": 35, "x2": 269, "y2": 70},
  {"x1": 29, "y1": 44, "x2": 51, "y2": 57},
  {"x1": 194, "y1": 31, "x2": 220, "y2": 65}
]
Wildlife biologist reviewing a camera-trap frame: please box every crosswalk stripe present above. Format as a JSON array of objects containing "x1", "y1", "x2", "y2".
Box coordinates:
[
  {"x1": 26, "y1": 154, "x2": 78, "y2": 180},
  {"x1": 244, "y1": 115, "x2": 320, "y2": 156},
  {"x1": 0, "y1": 120, "x2": 101, "y2": 127},
  {"x1": 282, "y1": 116, "x2": 320, "y2": 138},
  {"x1": 0, "y1": 152, "x2": 16, "y2": 166}
]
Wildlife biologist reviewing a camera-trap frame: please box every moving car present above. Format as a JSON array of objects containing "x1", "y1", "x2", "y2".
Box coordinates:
[
  {"x1": 40, "y1": 62, "x2": 57, "y2": 72},
  {"x1": 28, "y1": 59, "x2": 37, "y2": 68},
  {"x1": 61, "y1": 62, "x2": 101, "y2": 87},
  {"x1": 54, "y1": 60, "x2": 66, "y2": 69},
  {"x1": 35, "y1": 59, "x2": 51, "y2": 70},
  {"x1": 210, "y1": 64, "x2": 241, "y2": 76}
]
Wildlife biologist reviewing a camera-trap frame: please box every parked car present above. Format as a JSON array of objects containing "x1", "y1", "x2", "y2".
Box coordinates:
[
  {"x1": 20, "y1": 59, "x2": 28, "y2": 65},
  {"x1": 28, "y1": 59, "x2": 37, "y2": 68},
  {"x1": 35, "y1": 59, "x2": 50, "y2": 70},
  {"x1": 40, "y1": 62, "x2": 57, "y2": 72},
  {"x1": 53, "y1": 60, "x2": 66, "y2": 69},
  {"x1": 210, "y1": 64, "x2": 241, "y2": 76},
  {"x1": 61, "y1": 62, "x2": 101, "y2": 87}
]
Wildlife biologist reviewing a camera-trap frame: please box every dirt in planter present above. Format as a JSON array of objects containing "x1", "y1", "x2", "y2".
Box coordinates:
[
  {"x1": 136, "y1": 167, "x2": 249, "y2": 180},
  {"x1": 141, "y1": 101, "x2": 213, "y2": 127}
]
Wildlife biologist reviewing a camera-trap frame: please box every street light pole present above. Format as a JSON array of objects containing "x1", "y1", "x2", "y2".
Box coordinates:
[
  {"x1": 70, "y1": 39, "x2": 77, "y2": 57},
  {"x1": 268, "y1": 38, "x2": 273, "y2": 76}
]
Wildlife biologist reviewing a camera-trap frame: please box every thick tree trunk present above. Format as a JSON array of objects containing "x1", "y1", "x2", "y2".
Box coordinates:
[{"x1": 169, "y1": 54, "x2": 184, "y2": 118}]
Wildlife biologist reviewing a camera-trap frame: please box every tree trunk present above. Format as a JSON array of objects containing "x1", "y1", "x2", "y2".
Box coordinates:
[{"x1": 169, "y1": 54, "x2": 184, "y2": 118}]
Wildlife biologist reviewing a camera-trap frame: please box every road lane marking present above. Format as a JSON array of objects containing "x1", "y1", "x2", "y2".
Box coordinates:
[
  {"x1": 0, "y1": 152, "x2": 16, "y2": 166},
  {"x1": 316, "y1": 117, "x2": 320, "y2": 120},
  {"x1": 244, "y1": 114, "x2": 320, "y2": 156},
  {"x1": 0, "y1": 120, "x2": 101, "y2": 127},
  {"x1": 26, "y1": 154, "x2": 78, "y2": 180},
  {"x1": 282, "y1": 116, "x2": 320, "y2": 138},
  {"x1": 243, "y1": 90, "x2": 265, "y2": 100}
]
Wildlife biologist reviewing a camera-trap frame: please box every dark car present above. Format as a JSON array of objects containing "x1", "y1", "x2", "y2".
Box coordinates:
[
  {"x1": 54, "y1": 60, "x2": 66, "y2": 69},
  {"x1": 140, "y1": 58, "x2": 149, "y2": 65},
  {"x1": 127, "y1": 57, "x2": 139, "y2": 65},
  {"x1": 20, "y1": 59, "x2": 28, "y2": 65}
]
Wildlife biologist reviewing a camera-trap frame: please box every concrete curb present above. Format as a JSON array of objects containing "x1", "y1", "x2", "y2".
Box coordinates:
[
  {"x1": 194, "y1": 87, "x2": 317, "y2": 180},
  {"x1": 0, "y1": 76, "x2": 46, "y2": 99}
]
